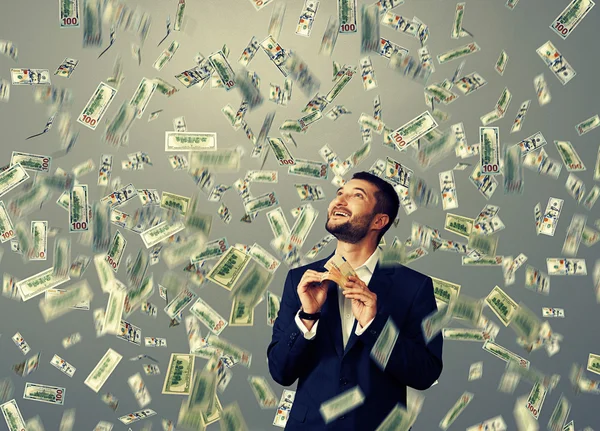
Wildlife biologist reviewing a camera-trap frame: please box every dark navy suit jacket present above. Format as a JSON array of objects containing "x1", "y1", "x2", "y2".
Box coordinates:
[{"x1": 267, "y1": 252, "x2": 443, "y2": 430}]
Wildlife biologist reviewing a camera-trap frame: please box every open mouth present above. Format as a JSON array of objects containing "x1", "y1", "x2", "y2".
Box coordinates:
[{"x1": 331, "y1": 209, "x2": 351, "y2": 218}]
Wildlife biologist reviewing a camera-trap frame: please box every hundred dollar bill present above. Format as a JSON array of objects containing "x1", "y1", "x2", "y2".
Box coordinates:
[
  {"x1": 243, "y1": 192, "x2": 278, "y2": 214},
  {"x1": 583, "y1": 185, "x2": 600, "y2": 210},
  {"x1": 105, "y1": 231, "x2": 126, "y2": 272},
  {"x1": 575, "y1": 114, "x2": 599, "y2": 136},
  {"x1": 547, "y1": 257, "x2": 587, "y2": 275},
  {"x1": 542, "y1": 307, "x2": 565, "y2": 318},
  {"x1": 319, "y1": 15, "x2": 339, "y2": 56},
  {"x1": 10, "y1": 152, "x2": 51, "y2": 173},
  {"x1": 536, "y1": 41, "x2": 576, "y2": 85},
  {"x1": 10, "y1": 68, "x2": 51, "y2": 85},
  {"x1": 338, "y1": 0, "x2": 358, "y2": 33},
  {"x1": 50, "y1": 354, "x2": 76, "y2": 378},
  {"x1": 41, "y1": 283, "x2": 92, "y2": 320},
  {"x1": 208, "y1": 50, "x2": 236, "y2": 90},
  {"x1": 451, "y1": 3, "x2": 467, "y2": 39},
  {"x1": 164, "y1": 287, "x2": 196, "y2": 319},
  {"x1": 485, "y1": 285, "x2": 519, "y2": 326},
  {"x1": 160, "y1": 191, "x2": 190, "y2": 216},
  {"x1": 118, "y1": 408, "x2": 156, "y2": 425},
  {"x1": 495, "y1": 50, "x2": 509, "y2": 75},
  {"x1": 0, "y1": 164, "x2": 29, "y2": 198},
  {"x1": 30, "y1": 221, "x2": 47, "y2": 261},
  {"x1": 102, "y1": 280, "x2": 127, "y2": 332},
  {"x1": 439, "y1": 170, "x2": 458, "y2": 210},
  {"x1": 388, "y1": 111, "x2": 437, "y2": 151},
  {"x1": 191, "y1": 237, "x2": 228, "y2": 264},
  {"x1": 494, "y1": 87, "x2": 512, "y2": 117},
  {"x1": 246, "y1": 170, "x2": 278, "y2": 183},
  {"x1": 174, "y1": 0, "x2": 186, "y2": 31},
  {"x1": 518, "y1": 131, "x2": 547, "y2": 155},
  {"x1": 69, "y1": 184, "x2": 89, "y2": 232},
  {"x1": 239, "y1": 36, "x2": 260, "y2": 67},
  {"x1": 207, "y1": 247, "x2": 251, "y2": 290},
  {"x1": 565, "y1": 172, "x2": 585, "y2": 203},
  {"x1": 319, "y1": 386, "x2": 365, "y2": 424},
  {"x1": 547, "y1": 394, "x2": 570, "y2": 431},
  {"x1": 562, "y1": 214, "x2": 586, "y2": 256},
  {"x1": 370, "y1": 317, "x2": 399, "y2": 371},
  {"x1": 0, "y1": 201, "x2": 16, "y2": 243},
  {"x1": 17, "y1": 267, "x2": 70, "y2": 302},
  {"x1": 82, "y1": 0, "x2": 102, "y2": 46},
  {"x1": 165, "y1": 131, "x2": 216, "y2": 152},
  {"x1": 248, "y1": 376, "x2": 278, "y2": 409},
  {"x1": 431, "y1": 276, "x2": 461, "y2": 306},
  {"x1": 437, "y1": 42, "x2": 480, "y2": 64},
  {"x1": 0, "y1": 399, "x2": 27, "y2": 431},
  {"x1": 129, "y1": 77, "x2": 156, "y2": 119},
  {"x1": 534, "y1": 74, "x2": 552, "y2": 105},
  {"x1": 153, "y1": 40, "x2": 179, "y2": 71},
  {"x1": 503, "y1": 144, "x2": 523, "y2": 195},
  {"x1": 287, "y1": 204, "x2": 319, "y2": 248},
  {"x1": 97, "y1": 155, "x2": 112, "y2": 186},
  {"x1": 511, "y1": 100, "x2": 531, "y2": 133},
  {"x1": 483, "y1": 340, "x2": 530, "y2": 368},
  {"x1": 77, "y1": 82, "x2": 117, "y2": 130},
  {"x1": 85, "y1": 348, "x2": 122, "y2": 393},
  {"x1": 23, "y1": 382, "x2": 66, "y2": 405},
  {"x1": 587, "y1": 353, "x2": 600, "y2": 375},
  {"x1": 140, "y1": 220, "x2": 185, "y2": 248},
  {"x1": 162, "y1": 353, "x2": 195, "y2": 395},
  {"x1": 296, "y1": 0, "x2": 319, "y2": 37},
  {"x1": 60, "y1": 0, "x2": 80, "y2": 28},
  {"x1": 551, "y1": 0, "x2": 595, "y2": 39},
  {"x1": 288, "y1": 158, "x2": 328, "y2": 179},
  {"x1": 127, "y1": 373, "x2": 151, "y2": 408},
  {"x1": 190, "y1": 296, "x2": 228, "y2": 335},
  {"x1": 442, "y1": 328, "x2": 487, "y2": 342},
  {"x1": 439, "y1": 392, "x2": 474, "y2": 430},
  {"x1": 267, "y1": 137, "x2": 295, "y2": 166}
]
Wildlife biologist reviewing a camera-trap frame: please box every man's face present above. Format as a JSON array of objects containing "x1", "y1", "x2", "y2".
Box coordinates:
[{"x1": 325, "y1": 179, "x2": 379, "y2": 244}]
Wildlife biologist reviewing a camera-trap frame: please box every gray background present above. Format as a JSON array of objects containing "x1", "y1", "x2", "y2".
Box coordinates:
[{"x1": 1, "y1": 0, "x2": 600, "y2": 429}]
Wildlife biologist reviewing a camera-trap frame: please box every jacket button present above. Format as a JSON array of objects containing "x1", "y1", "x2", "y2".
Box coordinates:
[
  {"x1": 369, "y1": 329, "x2": 377, "y2": 335},
  {"x1": 339, "y1": 377, "x2": 348, "y2": 385},
  {"x1": 340, "y1": 415, "x2": 346, "y2": 420}
]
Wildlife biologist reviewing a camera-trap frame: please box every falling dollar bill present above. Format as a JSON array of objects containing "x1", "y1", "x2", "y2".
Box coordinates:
[
  {"x1": 338, "y1": 0, "x2": 358, "y2": 33},
  {"x1": 69, "y1": 184, "x2": 89, "y2": 232},
  {"x1": 550, "y1": 0, "x2": 595, "y2": 39},
  {"x1": 77, "y1": 82, "x2": 117, "y2": 130}
]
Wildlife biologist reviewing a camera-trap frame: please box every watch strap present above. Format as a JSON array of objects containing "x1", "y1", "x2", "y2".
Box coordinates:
[{"x1": 299, "y1": 308, "x2": 321, "y2": 320}]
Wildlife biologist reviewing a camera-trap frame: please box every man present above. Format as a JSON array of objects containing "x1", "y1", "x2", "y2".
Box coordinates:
[{"x1": 267, "y1": 171, "x2": 443, "y2": 430}]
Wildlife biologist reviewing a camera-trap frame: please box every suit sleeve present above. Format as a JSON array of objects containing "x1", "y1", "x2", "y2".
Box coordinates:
[
  {"x1": 267, "y1": 269, "x2": 319, "y2": 386},
  {"x1": 357, "y1": 275, "x2": 443, "y2": 390}
]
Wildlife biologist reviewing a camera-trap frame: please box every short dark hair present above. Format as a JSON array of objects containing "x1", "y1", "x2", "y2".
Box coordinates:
[{"x1": 351, "y1": 171, "x2": 399, "y2": 241}]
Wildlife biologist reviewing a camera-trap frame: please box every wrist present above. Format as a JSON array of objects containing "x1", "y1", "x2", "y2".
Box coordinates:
[{"x1": 301, "y1": 305, "x2": 321, "y2": 314}]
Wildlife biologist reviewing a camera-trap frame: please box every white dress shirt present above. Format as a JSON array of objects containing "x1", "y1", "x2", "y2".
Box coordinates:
[{"x1": 295, "y1": 248, "x2": 380, "y2": 348}]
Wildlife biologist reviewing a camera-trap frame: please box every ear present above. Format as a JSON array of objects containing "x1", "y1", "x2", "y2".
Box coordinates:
[{"x1": 374, "y1": 213, "x2": 389, "y2": 231}]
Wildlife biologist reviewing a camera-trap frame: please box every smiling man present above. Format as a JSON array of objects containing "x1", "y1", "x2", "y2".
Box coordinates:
[{"x1": 267, "y1": 171, "x2": 443, "y2": 430}]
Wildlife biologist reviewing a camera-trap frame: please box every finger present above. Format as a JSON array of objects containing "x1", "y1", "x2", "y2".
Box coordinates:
[{"x1": 344, "y1": 279, "x2": 366, "y2": 290}]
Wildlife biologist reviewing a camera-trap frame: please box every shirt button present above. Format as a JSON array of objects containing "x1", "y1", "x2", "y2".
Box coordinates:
[{"x1": 345, "y1": 314, "x2": 351, "y2": 318}]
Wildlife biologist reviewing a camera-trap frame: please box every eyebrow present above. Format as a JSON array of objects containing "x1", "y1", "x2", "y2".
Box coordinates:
[{"x1": 336, "y1": 187, "x2": 368, "y2": 196}]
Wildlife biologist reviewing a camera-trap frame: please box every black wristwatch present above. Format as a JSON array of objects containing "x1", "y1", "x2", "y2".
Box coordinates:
[{"x1": 299, "y1": 308, "x2": 321, "y2": 320}]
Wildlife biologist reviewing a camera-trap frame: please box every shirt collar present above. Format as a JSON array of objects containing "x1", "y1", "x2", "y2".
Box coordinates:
[{"x1": 336, "y1": 247, "x2": 380, "y2": 275}]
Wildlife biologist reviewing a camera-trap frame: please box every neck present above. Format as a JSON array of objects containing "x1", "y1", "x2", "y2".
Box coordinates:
[{"x1": 335, "y1": 236, "x2": 378, "y2": 269}]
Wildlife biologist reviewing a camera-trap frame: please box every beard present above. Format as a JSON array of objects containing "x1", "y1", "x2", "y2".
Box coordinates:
[{"x1": 325, "y1": 211, "x2": 374, "y2": 244}]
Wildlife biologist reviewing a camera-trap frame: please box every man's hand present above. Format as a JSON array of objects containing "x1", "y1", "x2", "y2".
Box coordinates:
[
  {"x1": 342, "y1": 275, "x2": 377, "y2": 327},
  {"x1": 297, "y1": 270, "x2": 332, "y2": 314}
]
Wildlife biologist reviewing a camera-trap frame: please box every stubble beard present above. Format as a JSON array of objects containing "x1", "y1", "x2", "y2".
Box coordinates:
[{"x1": 325, "y1": 212, "x2": 374, "y2": 244}]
